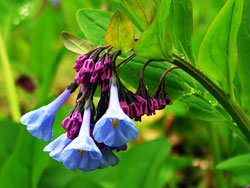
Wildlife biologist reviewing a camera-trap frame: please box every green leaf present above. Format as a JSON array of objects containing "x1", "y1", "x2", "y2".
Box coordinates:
[
  {"x1": 105, "y1": 10, "x2": 135, "y2": 54},
  {"x1": 116, "y1": 137, "x2": 171, "y2": 188},
  {"x1": 30, "y1": 6, "x2": 59, "y2": 83},
  {"x1": 167, "y1": 0, "x2": 194, "y2": 63},
  {"x1": 198, "y1": 0, "x2": 243, "y2": 93},
  {"x1": 155, "y1": 156, "x2": 193, "y2": 187},
  {"x1": 77, "y1": 9, "x2": 113, "y2": 46},
  {"x1": 237, "y1": 0, "x2": 250, "y2": 114},
  {"x1": 137, "y1": 0, "x2": 154, "y2": 24},
  {"x1": 62, "y1": 32, "x2": 96, "y2": 54},
  {"x1": 0, "y1": 120, "x2": 20, "y2": 168},
  {"x1": 181, "y1": 94, "x2": 228, "y2": 121},
  {"x1": 216, "y1": 153, "x2": 250, "y2": 172},
  {"x1": 119, "y1": 0, "x2": 148, "y2": 31},
  {"x1": 0, "y1": 128, "x2": 49, "y2": 188},
  {"x1": 133, "y1": 0, "x2": 172, "y2": 61}
]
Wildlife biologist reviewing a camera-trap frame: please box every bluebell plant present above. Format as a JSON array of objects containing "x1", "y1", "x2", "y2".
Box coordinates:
[{"x1": 20, "y1": 46, "x2": 173, "y2": 171}]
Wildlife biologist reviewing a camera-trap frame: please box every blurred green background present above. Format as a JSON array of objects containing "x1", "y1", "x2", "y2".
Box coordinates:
[{"x1": 0, "y1": 0, "x2": 249, "y2": 187}]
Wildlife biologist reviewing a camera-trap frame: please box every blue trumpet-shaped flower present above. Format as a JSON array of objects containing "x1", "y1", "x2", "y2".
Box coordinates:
[
  {"x1": 98, "y1": 147, "x2": 119, "y2": 169},
  {"x1": 60, "y1": 106, "x2": 103, "y2": 171},
  {"x1": 20, "y1": 89, "x2": 72, "y2": 142},
  {"x1": 93, "y1": 83, "x2": 138, "y2": 147},
  {"x1": 43, "y1": 133, "x2": 72, "y2": 161}
]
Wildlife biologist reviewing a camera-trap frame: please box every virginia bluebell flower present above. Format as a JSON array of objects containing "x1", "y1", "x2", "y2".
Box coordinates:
[
  {"x1": 20, "y1": 89, "x2": 72, "y2": 142},
  {"x1": 60, "y1": 106, "x2": 103, "y2": 171},
  {"x1": 98, "y1": 147, "x2": 119, "y2": 169},
  {"x1": 43, "y1": 133, "x2": 72, "y2": 161},
  {"x1": 93, "y1": 83, "x2": 138, "y2": 147}
]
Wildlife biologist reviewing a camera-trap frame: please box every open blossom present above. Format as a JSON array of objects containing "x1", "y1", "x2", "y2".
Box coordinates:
[
  {"x1": 93, "y1": 83, "x2": 138, "y2": 147},
  {"x1": 43, "y1": 133, "x2": 72, "y2": 161},
  {"x1": 98, "y1": 147, "x2": 119, "y2": 169},
  {"x1": 60, "y1": 106, "x2": 103, "y2": 171},
  {"x1": 20, "y1": 88, "x2": 72, "y2": 142}
]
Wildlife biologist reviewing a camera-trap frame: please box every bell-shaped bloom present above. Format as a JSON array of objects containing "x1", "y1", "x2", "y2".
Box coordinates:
[
  {"x1": 60, "y1": 107, "x2": 103, "y2": 171},
  {"x1": 20, "y1": 89, "x2": 72, "y2": 142},
  {"x1": 43, "y1": 133, "x2": 72, "y2": 161},
  {"x1": 93, "y1": 83, "x2": 138, "y2": 147},
  {"x1": 98, "y1": 148, "x2": 119, "y2": 169}
]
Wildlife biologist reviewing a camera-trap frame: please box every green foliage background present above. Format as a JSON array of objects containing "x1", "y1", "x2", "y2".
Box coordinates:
[{"x1": 0, "y1": 0, "x2": 249, "y2": 187}]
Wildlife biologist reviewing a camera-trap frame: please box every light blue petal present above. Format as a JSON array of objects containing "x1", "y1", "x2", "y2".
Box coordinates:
[
  {"x1": 20, "y1": 106, "x2": 54, "y2": 142},
  {"x1": 43, "y1": 133, "x2": 72, "y2": 161},
  {"x1": 60, "y1": 136, "x2": 103, "y2": 171},
  {"x1": 60, "y1": 106, "x2": 103, "y2": 171},
  {"x1": 98, "y1": 148, "x2": 119, "y2": 169},
  {"x1": 20, "y1": 89, "x2": 72, "y2": 142},
  {"x1": 93, "y1": 117, "x2": 137, "y2": 147}
]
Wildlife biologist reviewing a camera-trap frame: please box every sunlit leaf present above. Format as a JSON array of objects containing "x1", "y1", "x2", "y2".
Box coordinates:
[
  {"x1": 119, "y1": 0, "x2": 148, "y2": 31},
  {"x1": 105, "y1": 10, "x2": 134, "y2": 54},
  {"x1": 62, "y1": 32, "x2": 96, "y2": 54},
  {"x1": 116, "y1": 137, "x2": 171, "y2": 188},
  {"x1": 77, "y1": 9, "x2": 113, "y2": 46},
  {"x1": 198, "y1": 0, "x2": 243, "y2": 93},
  {"x1": 167, "y1": 0, "x2": 194, "y2": 63},
  {"x1": 0, "y1": 128, "x2": 48, "y2": 188},
  {"x1": 133, "y1": 0, "x2": 172, "y2": 61},
  {"x1": 216, "y1": 153, "x2": 250, "y2": 172},
  {"x1": 237, "y1": 0, "x2": 250, "y2": 114},
  {"x1": 137, "y1": 0, "x2": 154, "y2": 24}
]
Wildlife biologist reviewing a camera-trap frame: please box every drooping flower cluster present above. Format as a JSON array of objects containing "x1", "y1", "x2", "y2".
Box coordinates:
[{"x1": 20, "y1": 46, "x2": 172, "y2": 171}]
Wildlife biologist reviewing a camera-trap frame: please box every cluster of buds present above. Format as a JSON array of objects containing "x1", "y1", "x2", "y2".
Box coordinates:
[{"x1": 20, "y1": 46, "x2": 175, "y2": 171}]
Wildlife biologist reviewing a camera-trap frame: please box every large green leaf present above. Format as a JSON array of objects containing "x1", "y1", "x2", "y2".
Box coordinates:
[
  {"x1": 198, "y1": 0, "x2": 243, "y2": 93},
  {"x1": 30, "y1": 6, "x2": 59, "y2": 83},
  {"x1": 119, "y1": 0, "x2": 148, "y2": 31},
  {"x1": 137, "y1": 0, "x2": 154, "y2": 24},
  {"x1": 0, "y1": 120, "x2": 20, "y2": 168},
  {"x1": 0, "y1": 128, "x2": 49, "y2": 188},
  {"x1": 62, "y1": 32, "x2": 96, "y2": 54},
  {"x1": 133, "y1": 0, "x2": 172, "y2": 61},
  {"x1": 116, "y1": 137, "x2": 171, "y2": 188},
  {"x1": 105, "y1": 10, "x2": 135, "y2": 54},
  {"x1": 216, "y1": 153, "x2": 250, "y2": 172},
  {"x1": 237, "y1": 0, "x2": 250, "y2": 114},
  {"x1": 77, "y1": 9, "x2": 113, "y2": 46},
  {"x1": 167, "y1": 0, "x2": 194, "y2": 63},
  {"x1": 181, "y1": 94, "x2": 228, "y2": 121}
]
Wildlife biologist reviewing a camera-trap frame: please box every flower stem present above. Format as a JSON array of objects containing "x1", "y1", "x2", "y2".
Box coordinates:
[
  {"x1": 0, "y1": 29, "x2": 21, "y2": 122},
  {"x1": 116, "y1": 53, "x2": 136, "y2": 68},
  {"x1": 160, "y1": 66, "x2": 179, "y2": 82},
  {"x1": 172, "y1": 54, "x2": 250, "y2": 142},
  {"x1": 140, "y1": 60, "x2": 152, "y2": 80}
]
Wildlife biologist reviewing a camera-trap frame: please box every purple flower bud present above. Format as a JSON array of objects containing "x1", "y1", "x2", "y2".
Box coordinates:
[
  {"x1": 104, "y1": 56, "x2": 111, "y2": 65},
  {"x1": 120, "y1": 101, "x2": 130, "y2": 117},
  {"x1": 95, "y1": 61, "x2": 104, "y2": 72},
  {"x1": 158, "y1": 98, "x2": 166, "y2": 110},
  {"x1": 101, "y1": 80, "x2": 110, "y2": 92},
  {"x1": 90, "y1": 70, "x2": 99, "y2": 83},
  {"x1": 129, "y1": 102, "x2": 142, "y2": 119},
  {"x1": 101, "y1": 66, "x2": 111, "y2": 81},
  {"x1": 82, "y1": 59, "x2": 95, "y2": 73},
  {"x1": 61, "y1": 112, "x2": 82, "y2": 139},
  {"x1": 74, "y1": 55, "x2": 88, "y2": 72}
]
